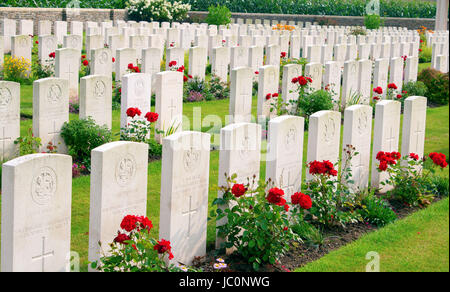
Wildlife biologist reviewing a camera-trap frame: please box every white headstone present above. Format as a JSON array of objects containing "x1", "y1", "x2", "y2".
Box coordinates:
[
  {"x1": 341, "y1": 60, "x2": 359, "y2": 108},
  {"x1": 33, "y1": 77, "x2": 69, "y2": 153},
  {"x1": 188, "y1": 47, "x2": 207, "y2": 80},
  {"x1": 306, "y1": 110, "x2": 341, "y2": 180},
  {"x1": 55, "y1": 48, "x2": 81, "y2": 99},
  {"x1": 159, "y1": 131, "x2": 210, "y2": 265},
  {"x1": 371, "y1": 100, "x2": 401, "y2": 192},
  {"x1": 266, "y1": 115, "x2": 304, "y2": 200},
  {"x1": 257, "y1": 65, "x2": 279, "y2": 119},
  {"x1": 216, "y1": 122, "x2": 262, "y2": 248},
  {"x1": 63, "y1": 35, "x2": 82, "y2": 51},
  {"x1": 1, "y1": 153, "x2": 72, "y2": 272},
  {"x1": 358, "y1": 59, "x2": 373, "y2": 104},
  {"x1": 373, "y1": 58, "x2": 389, "y2": 99},
  {"x1": 115, "y1": 48, "x2": 137, "y2": 82},
  {"x1": 155, "y1": 71, "x2": 184, "y2": 142},
  {"x1": 282, "y1": 64, "x2": 302, "y2": 111},
  {"x1": 88, "y1": 141, "x2": 149, "y2": 270},
  {"x1": 120, "y1": 73, "x2": 152, "y2": 130},
  {"x1": 91, "y1": 48, "x2": 113, "y2": 77},
  {"x1": 342, "y1": 105, "x2": 373, "y2": 191},
  {"x1": 0, "y1": 81, "x2": 20, "y2": 161},
  {"x1": 229, "y1": 67, "x2": 253, "y2": 123},
  {"x1": 304, "y1": 63, "x2": 323, "y2": 91},
  {"x1": 80, "y1": 75, "x2": 112, "y2": 129},
  {"x1": 401, "y1": 96, "x2": 427, "y2": 164},
  {"x1": 211, "y1": 46, "x2": 230, "y2": 82}
]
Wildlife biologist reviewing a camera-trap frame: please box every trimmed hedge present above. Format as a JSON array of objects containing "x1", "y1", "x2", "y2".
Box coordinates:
[
  {"x1": 2, "y1": 0, "x2": 437, "y2": 18},
  {"x1": 180, "y1": 0, "x2": 437, "y2": 18}
]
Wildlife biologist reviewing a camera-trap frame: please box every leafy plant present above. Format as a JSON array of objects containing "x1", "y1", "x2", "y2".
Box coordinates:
[
  {"x1": 350, "y1": 27, "x2": 367, "y2": 36},
  {"x1": 418, "y1": 46, "x2": 432, "y2": 63},
  {"x1": 423, "y1": 175, "x2": 449, "y2": 198},
  {"x1": 126, "y1": 0, "x2": 191, "y2": 22},
  {"x1": 402, "y1": 81, "x2": 428, "y2": 99},
  {"x1": 92, "y1": 214, "x2": 198, "y2": 272},
  {"x1": 205, "y1": 4, "x2": 232, "y2": 25},
  {"x1": 14, "y1": 127, "x2": 42, "y2": 156},
  {"x1": 305, "y1": 145, "x2": 363, "y2": 228},
  {"x1": 418, "y1": 68, "x2": 449, "y2": 105},
  {"x1": 213, "y1": 174, "x2": 300, "y2": 271},
  {"x1": 364, "y1": 14, "x2": 382, "y2": 29},
  {"x1": 291, "y1": 221, "x2": 323, "y2": 247},
  {"x1": 376, "y1": 151, "x2": 448, "y2": 206},
  {"x1": 358, "y1": 193, "x2": 397, "y2": 227},
  {"x1": 60, "y1": 118, "x2": 112, "y2": 171},
  {"x1": 2, "y1": 56, "x2": 32, "y2": 84}
]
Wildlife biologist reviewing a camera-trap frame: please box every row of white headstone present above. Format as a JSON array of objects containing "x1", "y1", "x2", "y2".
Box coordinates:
[{"x1": 1, "y1": 94, "x2": 427, "y2": 271}]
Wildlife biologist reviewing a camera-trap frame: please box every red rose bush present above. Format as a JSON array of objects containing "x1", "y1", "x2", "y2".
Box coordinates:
[
  {"x1": 376, "y1": 150, "x2": 448, "y2": 206},
  {"x1": 213, "y1": 174, "x2": 300, "y2": 271},
  {"x1": 92, "y1": 215, "x2": 195, "y2": 272}
]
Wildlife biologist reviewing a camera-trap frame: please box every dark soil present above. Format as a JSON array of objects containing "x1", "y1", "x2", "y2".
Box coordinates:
[{"x1": 192, "y1": 197, "x2": 442, "y2": 272}]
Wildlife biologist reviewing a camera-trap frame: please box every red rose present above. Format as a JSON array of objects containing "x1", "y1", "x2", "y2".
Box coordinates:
[
  {"x1": 183, "y1": 75, "x2": 188, "y2": 82},
  {"x1": 112, "y1": 57, "x2": 115, "y2": 63},
  {"x1": 128, "y1": 63, "x2": 134, "y2": 69},
  {"x1": 126, "y1": 107, "x2": 141, "y2": 118},
  {"x1": 188, "y1": 74, "x2": 193, "y2": 79},
  {"x1": 266, "y1": 188, "x2": 286, "y2": 206},
  {"x1": 373, "y1": 86, "x2": 383, "y2": 94},
  {"x1": 291, "y1": 77, "x2": 298, "y2": 84},
  {"x1": 145, "y1": 112, "x2": 159, "y2": 123},
  {"x1": 388, "y1": 83, "x2": 397, "y2": 89},
  {"x1": 299, "y1": 194, "x2": 312, "y2": 210},
  {"x1": 154, "y1": 239, "x2": 173, "y2": 260},
  {"x1": 120, "y1": 215, "x2": 138, "y2": 232},
  {"x1": 306, "y1": 77, "x2": 312, "y2": 83},
  {"x1": 35, "y1": 40, "x2": 39, "y2": 44},
  {"x1": 81, "y1": 54, "x2": 86, "y2": 59},
  {"x1": 266, "y1": 93, "x2": 272, "y2": 100},
  {"x1": 298, "y1": 76, "x2": 307, "y2": 86},
  {"x1": 396, "y1": 94, "x2": 402, "y2": 99},
  {"x1": 283, "y1": 226, "x2": 288, "y2": 231},
  {"x1": 429, "y1": 152, "x2": 448, "y2": 168},
  {"x1": 378, "y1": 160, "x2": 388, "y2": 171},
  {"x1": 136, "y1": 216, "x2": 153, "y2": 231},
  {"x1": 133, "y1": 66, "x2": 140, "y2": 73},
  {"x1": 255, "y1": 71, "x2": 259, "y2": 74},
  {"x1": 272, "y1": 93, "x2": 279, "y2": 97},
  {"x1": 114, "y1": 232, "x2": 130, "y2": 245},
  {"x1": 419, "y1": 49, "x2": 422, "y2": 52},
  {"x1": 49, "y1": 52, "x2": 55, "y2": 58},
  {"x1": 373, "y1": 96, "x2": 380, "y2": 101},
  {"x1": 409, "y1": 153, "x2": 419, "y2": 161},
  {"x1": 231, "y1": 184, "x2": 247, "y2": 198},
  {"x1": 280, "y1": 52, "x2": 287, "y2": 58},
  {"x1": 118, "y1": 88, "x2": 122, "y2": 93},
  {"x1": 284, "y1": 204, "x2": 289, "y2": 212},
  {"x1": 82, "y1": 59, "x2": 89, "y2": 66}
]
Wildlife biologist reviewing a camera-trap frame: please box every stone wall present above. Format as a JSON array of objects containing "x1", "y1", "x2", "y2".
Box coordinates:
[
  {"x1": 0, "y1": 7, "x2": 444, "y2": 34},
  {"x1": 0, "y1": 7, "x2": 127, "y2": 35},
  {"x1": 189, "y1": 11, "x2": 442, "y2": 31}
]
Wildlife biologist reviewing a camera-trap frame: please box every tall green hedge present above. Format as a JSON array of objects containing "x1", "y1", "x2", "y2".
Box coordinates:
[
  {"x1": 1, "y1": 0, "x2": 437, "y2": 19},
  {"x1": 180, "y1": 0, "x2": 436, "y2": 18}
]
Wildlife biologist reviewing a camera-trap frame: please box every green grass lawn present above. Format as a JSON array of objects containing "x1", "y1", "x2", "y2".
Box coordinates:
[
  {"x1": 2, "y1": 60, "x2": 447, "y2": 271},
  {"x1": 296, "y1": 197, "x2": 449, "y2": 272}
]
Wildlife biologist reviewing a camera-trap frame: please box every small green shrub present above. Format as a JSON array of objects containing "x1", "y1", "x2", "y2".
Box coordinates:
[
  {"x1": 402, "y1": 81, "x2": 428, "y2": 98},
  {"x1": 14, "y1": 127, "x2": 42, "y2": 156},
  {"x1": 60, "y1": 118, "x2": 112, "y2": 171},
  {"x1": 418, "y1": 68, "x2": 449, "y2": 105},
  {"x1": 364, "y1": 14, "x2": 381, "y2": 29},
  {"x1": 291, "y1": 221, "x2": 323, "y2": 247},
  {"x1": 205, "y1": 4, "x2": 231, "y2": 26},
  {"x1": 418, "y1": 46, "x2": 432, "y2": 63},
  {"x1": 358, "y1": 194, "x2": 397, "y2": 227},
  {"x1": 424, "y1": 176, "x2": 450, "y2": 198},
  {"x1": 350, "y1": 27, "x2": 367, "y2": 36},
  {"x1": 297, "y1": 89, "x2": 334, "y2": 128},
  {"x1": 147, "y1": 139, "x2": 163, "y2": 161}
]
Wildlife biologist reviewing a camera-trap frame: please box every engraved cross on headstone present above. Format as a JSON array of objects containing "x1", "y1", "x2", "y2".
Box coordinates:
[
  {"x1": 0, "y1": 126, "x2": 11, "y2": 160},
  {"x1": 182, "y1": 196, "x2": 198, "y2": 238},
  {"x1": 32, "y1": 236, "x2": 55, "y2": 272},
  {"x1": 282, "y1": 166, "x2": 299, "y2": 198},
  {"x1": 64, "y1": 63, "x2": 75, "y2": 84},
  {"x1": 386, "y1": 127, "x2": 397, "y2": 151},
  {"x1": 168, "y1": 98, "x2": 178, "y2": 121},
  {"x1": 48, "y1": 120, "x2": 61, "y2": 146},
  {"x1": 413, "y1": 118, "x2": 425, "y2": 153}
]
